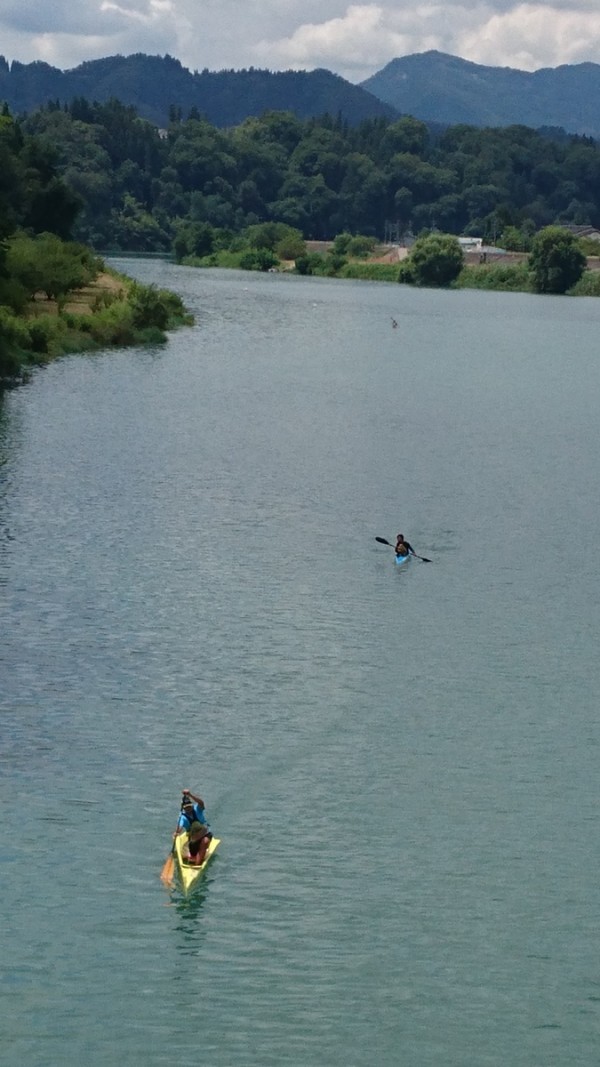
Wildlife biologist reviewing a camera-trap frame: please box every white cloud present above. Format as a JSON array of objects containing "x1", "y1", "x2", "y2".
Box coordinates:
[
  {"x1": 100, "y1": 0, "x2": 174, "y2": 24},
  {"x1": 1, "y1": 0, "x2": 600, "y2": 80},
  {"x1": 459, "y1": 4, "x2": 600, "y2": 70},
  {"x1": 251, "y1": 2, "x2": 600, "y2": 80},
  {"x1": 252, "y1": 3, "x2": 487, "y2": 79}
]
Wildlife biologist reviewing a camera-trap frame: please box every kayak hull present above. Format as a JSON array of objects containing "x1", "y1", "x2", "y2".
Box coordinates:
[
  {"x1": 174, "y1": 832, "x2": 220, "y2": 893},
  {"x1": 395, "y1": 553, "x2": 410, "y2": 566}
]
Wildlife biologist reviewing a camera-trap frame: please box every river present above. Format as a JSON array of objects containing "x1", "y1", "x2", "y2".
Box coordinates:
[{"x1": 1, "y1": 262, "x2": 599, "y2": 1065}]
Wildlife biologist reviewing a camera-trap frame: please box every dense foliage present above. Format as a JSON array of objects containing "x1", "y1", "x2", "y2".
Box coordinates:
[
  {"x1": 0, "y1": 231, "x2": 191, "y2": 382},
  {"x1": 528, "y1": 226, "x2": 587, "y2": 294},
  {"x1": 398, "y1": 234, "x2": 464, "y2": 286},
  {"x1": 0, "y1": 54, "x2": 398, "y2": 129},
  {"x1": 16, "y1": 100, "x2": 600, "y2": 256},
  {"x1": 4, "y1": 51, "x2": 600, "y2": 137},
  {"x1": 0, "y1": 106, "x2": 191, "y2": 383}
]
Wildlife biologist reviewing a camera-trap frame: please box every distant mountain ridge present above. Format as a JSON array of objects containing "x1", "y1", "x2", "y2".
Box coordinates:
[
  {"x1": 2, "y1": 50, "x2": 600, "y2": 136},
  {"x1": 360, "y1": 51, "x2": 600, "y2": 137},
  {"x1": 0, "y1": 53, "x2": 398, "y2": 127}
]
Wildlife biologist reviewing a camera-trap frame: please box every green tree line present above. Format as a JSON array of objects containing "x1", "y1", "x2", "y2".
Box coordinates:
[
  {"x1": 0, "y1": 105, "x2": 191, "y2": 383},
  {"x1": 16, "y1": 99, "x2": 600, "y2": 253}
]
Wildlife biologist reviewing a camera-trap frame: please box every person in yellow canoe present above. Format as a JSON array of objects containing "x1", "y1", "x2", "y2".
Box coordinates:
[
  {"x1": 181, "y1": 821, "x2": 211, "y2": 866},
  {"x1": 176, "y1": 790, "x2": 212, "y2": 865}
]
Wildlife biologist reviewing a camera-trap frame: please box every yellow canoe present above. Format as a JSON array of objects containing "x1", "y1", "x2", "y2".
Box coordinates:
[{"x1": 174, "y1": 831, "x2": 220, "y2": 893}]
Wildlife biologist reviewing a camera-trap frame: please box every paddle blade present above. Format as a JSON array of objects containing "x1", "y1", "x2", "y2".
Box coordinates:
[
  {"x1": 375, "y1": 537, "x2": 392, "y2": 546},
  {"x1": 160, "y1": 853, "x2": 175, "y2": 885}
]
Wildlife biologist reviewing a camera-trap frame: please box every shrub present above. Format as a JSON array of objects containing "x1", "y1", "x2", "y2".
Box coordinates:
[
  {"x1": 400, "y1": 233, "x2": 464, "y2": 287},
  {"x1": 27, "y1": 316, "x2": 60, "y2": 354},
  {"x1": 456, "y1": 262, "x2": 533, "y2": 291},
  {"x1": 347, "y1": 235, "x2": 376, "y2": 258},
  {"x1": 499, "y1": 226, "x2": 532, "y2": 252},
  {"x1": 340, "y1": 262, "x2": 399, "y2": 282},
  {"x1": 238, "y1": 248, "x2": 278, "y2": 271},
  {"x1": 0, "y1": 306, "x2": 32, "y2": 377},
  {"x1": 275, "y1": 231, "x2": 307, "y2": 261},
  {"x1": 0, "y1": 276, "x2": 29, "y2": 313},
  {"x1": 332, "y1": 232, "x2": 352, "y2": 255},
  {"x1": 568, "y1": 269, "x2": 600, "y2": 296},
  {"x1": 529, "y1": 226, "x2": 586, "y2": 294},
  {"x1": 294, "y1": 253, "x2": 325, "y2": 276},
  {"x1": 322, "y1": 252, "x2": 348, "y2": 277},
  {"x1": 129, "y1": 284, "x2": 170, "y2": 330}
]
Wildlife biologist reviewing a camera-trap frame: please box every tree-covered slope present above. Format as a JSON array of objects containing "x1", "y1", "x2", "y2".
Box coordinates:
[
  {"x1": 19, "y1": 99, "x2": 600, "y2": 255},
  {"x1": 0, "y1": 53, "x2": 399, "y2": 127},
  {"x1": 361, "y1": 51, "x2": 600, "y2": 137}
]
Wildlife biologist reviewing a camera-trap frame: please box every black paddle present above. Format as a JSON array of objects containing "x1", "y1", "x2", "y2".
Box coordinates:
[{"x1": 375, "y1": 536, "x2": 431, "y2": 562}]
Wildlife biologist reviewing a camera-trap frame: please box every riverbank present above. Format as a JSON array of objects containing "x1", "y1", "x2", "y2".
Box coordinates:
[
  {"x1": 1, "y1": 268, "x2": 193, "y2": 388},
  {"x1": 182, "y1": 240, "x2": 600, "y2": 295},
  {"x1": 309, "y1": 243, "x2": 600, "y2": 295}
]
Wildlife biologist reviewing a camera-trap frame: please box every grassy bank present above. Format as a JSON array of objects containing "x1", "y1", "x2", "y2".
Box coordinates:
[
  {"x1": 339, "y1": 261, "x2": 401, "y2": 282},
  {"x1": 1, "y1": 268, "x2": 193, "y2": 387}
]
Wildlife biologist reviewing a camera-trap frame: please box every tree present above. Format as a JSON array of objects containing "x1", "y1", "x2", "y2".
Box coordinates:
[
  {"x1": 130, "y1": 283, "x2": 170, "y2": 330},
  {"x1": 399, "y1": 233, "x2": 464, "y2": 287},
  {"x1": 238, "y1": 247, "x2": 278, "y2": 271},
  {"x1": 274, "y1": 228, "x2": 306, "y2": 260},
  {"x1": 378, "y1": 117, "x2": 429, "y2": 161},
  {"x1": 529, "y1": 226, "x2": 586, "y2": 294},
  {"x1": 500, "y1": 225, "x2": 531, "y2": 252},
  {"x1": 173, "y1": 220, "x2": 215, "y2": 261},
  {"x1": 7, "y1": 232, "x2": 98, "y2": 303}
]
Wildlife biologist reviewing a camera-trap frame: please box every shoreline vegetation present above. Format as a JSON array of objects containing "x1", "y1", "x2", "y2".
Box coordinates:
[
  {"x1": 0, "y1": 256, "x2": 193, "y2": 389},
  {"x1": 3, "y1": 103, "x2": 600, "y2": 389},
  {"x1": 181, "y1": 233, "x2": 600, "y2": 296},
  {"x1": 3, "y1": 230, "x2": 598, "y2": 390}
]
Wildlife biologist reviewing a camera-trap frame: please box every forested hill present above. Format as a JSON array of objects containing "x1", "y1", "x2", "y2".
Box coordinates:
[
  {"x1": 0, "y1": 53, "x2": 399, "y2": 127},
  {"x1": 360, "y1": 51, "x2": 600, "y2": 138}
]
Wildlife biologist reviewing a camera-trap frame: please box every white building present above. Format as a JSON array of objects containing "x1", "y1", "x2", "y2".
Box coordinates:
[{"x1": 457, "y1": 237, "x2": 483, "y2": 251}]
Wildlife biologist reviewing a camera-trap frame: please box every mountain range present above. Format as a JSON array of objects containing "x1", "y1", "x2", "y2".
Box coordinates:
[
  {"x1": 360, "y1": 51, "x2": 600, "y2": 137},
  {"x1": 0, "y1": 53, "x2": 397, "y2": 128},
  {"x1": 1, "y1": 50, "x2": 600, "y2": 137}
]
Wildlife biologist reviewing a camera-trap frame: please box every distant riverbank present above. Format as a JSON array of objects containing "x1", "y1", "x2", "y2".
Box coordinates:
[{"x1": 181, "y1": 240, "x2": 600, "y2": 295}]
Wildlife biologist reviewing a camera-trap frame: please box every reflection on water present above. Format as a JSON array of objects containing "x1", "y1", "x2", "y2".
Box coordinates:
[{"x1": 170, "y1": 881, "x2": 211, "y2": 939}]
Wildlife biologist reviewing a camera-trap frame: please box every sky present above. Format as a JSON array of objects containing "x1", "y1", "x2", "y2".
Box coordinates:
[{"x1": 2, "y1": 0, "x2": 600, "y2": 83}]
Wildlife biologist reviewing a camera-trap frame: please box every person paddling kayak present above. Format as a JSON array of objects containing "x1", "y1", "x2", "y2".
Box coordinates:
[
  {"x1": 175, "y1": 790, "x2": 212, "y2": 866},
  {"x1": 394, "y1": 533, "x2": 416, "y2": 558},
  {"x1": 161, "y1": 789, "x2": 217, "y2": 886},
  {"x1": 374, "y1": 535, "x2": 432, "y2": 562},
  {"x1": 176, "y1": 790, "x2": 211, "y2": 835},
  {"x1": 181, "y1": 821, "x2": 212, "y2": 866}
]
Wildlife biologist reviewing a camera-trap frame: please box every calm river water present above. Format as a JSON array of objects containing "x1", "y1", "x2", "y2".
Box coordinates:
[{"x1": 1, "y1": 262, "x2": 599, "y2": 1066}]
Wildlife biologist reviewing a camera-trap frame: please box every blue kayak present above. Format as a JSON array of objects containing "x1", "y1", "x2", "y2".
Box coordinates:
[{"x1": 395, "y1": 552, "x2": 410, "y2": 566}]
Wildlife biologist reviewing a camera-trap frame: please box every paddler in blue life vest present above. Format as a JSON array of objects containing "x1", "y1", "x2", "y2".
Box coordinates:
[
  {"x1": 394, "y1": 533, "x2": 416, "y2": 558},
  {"x1": 177, "y1": 789, "x2": 210, "y2": 832},
  {"x1": 176, "y1": 790, "x2": 212, "y2": 865}
]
